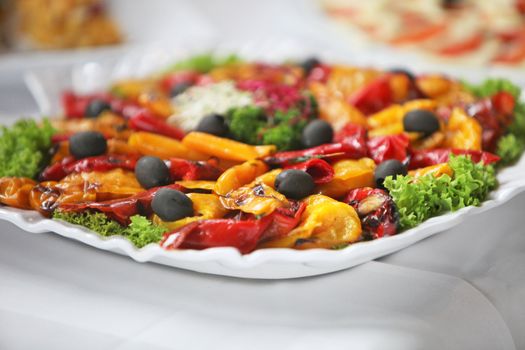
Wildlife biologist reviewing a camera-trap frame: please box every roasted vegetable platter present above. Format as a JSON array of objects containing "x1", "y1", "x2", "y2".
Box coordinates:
[{"x1": 1, "y1": 47, "x2": 525, "y2": 279}]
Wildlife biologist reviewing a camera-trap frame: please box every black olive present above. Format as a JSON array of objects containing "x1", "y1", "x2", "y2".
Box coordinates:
[
  {"x1": 151, "y1": 188, "x2": 194, "y2": 222},
  {"x1": 69, "y1": 131, "x2": 107, "y2": 159},
  {"x1": 389, "y1": 68, "x2": 415, "y2": 81},
  {"x1": 85, "y1": 99, "x2": 112, "y2": 118},
  {"x1": 275, "y1": 169, "x2": 315, "y2": 200},
  {"x1": 301, "y1": 119, "x2": 334, "y2": 148},
  {"x1": 170, "y1": 81, "x2": 192, "y2": 98},
  {"x1": 374, "y1": 159, "x2": 408, "y2": 188},
  {"x1": 135, "y1": 156, "x2": 171, "y2": 189},
  {"x1": 300, "y1": 57, "x2": 321, "y2": 75},
  {"x1": 196, "y1": 113, "x2": 229, "y2": 137},
  {"x1": 403, "y1": 109, "x2": 440, "y2": 136}
]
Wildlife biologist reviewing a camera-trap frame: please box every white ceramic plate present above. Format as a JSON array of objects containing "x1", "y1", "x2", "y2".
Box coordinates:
[{"x1": 5, "y1": 43, "x2": 525, "y2": 279}]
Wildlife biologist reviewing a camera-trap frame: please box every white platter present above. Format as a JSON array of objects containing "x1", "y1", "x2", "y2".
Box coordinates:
[{"x1": 3, "y1": 43, "x2": 525, "y2": 279}]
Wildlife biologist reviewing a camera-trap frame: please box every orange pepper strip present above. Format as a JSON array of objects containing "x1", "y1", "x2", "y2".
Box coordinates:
[
  {"x1": 214, "y1": 160, "x2": 269, "y2": 196},
  {"x1": 444, "y1": 108, "x2": 482, "y2": 151},
  {"x1": 0, "y1": 177, "x2": 37, "y2": 209},
  {"x1": 316, "y1": 158, "x2": 376, "y2": 199},
  {"x1": 182, "y1": 132, "x2": 276, "y2": 162},
  {"x1": 128, "y1": 131, "x2": 208, "y2": 161},
  {"x1": 408, "y1": 163, "x2": 453, "y2": 178}
]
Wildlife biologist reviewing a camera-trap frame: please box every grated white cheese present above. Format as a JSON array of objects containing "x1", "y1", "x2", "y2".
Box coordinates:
[{"x1": 168, "y1": 81, "x2": 254, "y2": 131}]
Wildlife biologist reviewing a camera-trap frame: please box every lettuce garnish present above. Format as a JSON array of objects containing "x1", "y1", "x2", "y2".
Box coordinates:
[
  {"x1": 384, "y1": 155, "x2": 497, "y2": 230},
  {"x1": 0, "y1": 119, "x2": 55, "y2": 178},
  {"x1": 166, "y1": 53, "x2": 241, "y2": 73},
  {"x1": 53, "y1": 212, "x2": 168, "y2": 248}
]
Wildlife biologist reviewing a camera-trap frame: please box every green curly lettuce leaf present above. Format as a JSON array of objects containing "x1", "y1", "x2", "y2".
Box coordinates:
[
  {"x1": 166, "y1": 53, "x2": 242, "y2": 73},
  {"x1": 0, "y1": 119, "x2": 55, "y2": 178},
  {"x1": 125, "y1": 215, "x2": 168, "y2": 248},
  {"x1": 53, "y1": 212, "x2": 168, "y2": 248},
  {"x1": 383, "y1": 155, "x2": 497, "y2": 230},
  {"x1": 462, "y1": 78, "x2": 525, "y2": 164}
]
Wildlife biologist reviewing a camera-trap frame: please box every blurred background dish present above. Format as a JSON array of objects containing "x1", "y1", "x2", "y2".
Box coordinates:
[
  {"x1": 1, "y1": 0, "x2": 122, "y2": 50},
  {"x1": 321, "y1": 0, "x2": 525, "y2": 67}
]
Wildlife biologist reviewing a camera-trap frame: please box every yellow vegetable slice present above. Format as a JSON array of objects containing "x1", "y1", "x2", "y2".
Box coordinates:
[{"x1": 260, "y1": 195, "x2": 362, "y2": 249}]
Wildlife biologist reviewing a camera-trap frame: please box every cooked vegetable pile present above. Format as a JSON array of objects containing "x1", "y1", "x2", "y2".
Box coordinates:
[{"x1": 0, "y1": 53, "x2": 522, "y2": 253}]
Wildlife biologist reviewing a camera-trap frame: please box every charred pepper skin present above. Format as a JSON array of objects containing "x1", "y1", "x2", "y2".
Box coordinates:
[{"x1": 345, "y1": 188, "x2": 399, "y2": 240}]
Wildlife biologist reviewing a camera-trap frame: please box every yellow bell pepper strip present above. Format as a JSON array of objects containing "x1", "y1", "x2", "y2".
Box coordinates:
[
  {"x1": 182, "y1": 132, "x2": 276, "y2": 162},
  {"x1": 367, "y1": 99, "x2": 437, "y2": 136},
  {"x1": 176, "y1": 180, "x2": 216, "y2": 191},
  {"x1": 137, "y1": 92, "x2": 174, "y2": 118},
  {"x1": 29, "y1": 181, "x2": 97, "y2": 217},
  {"x1": 444, "y1": 108, "x2": 483, "y2": 151},
  {"x1": 411, "y1": 131, "x2": 445, "y2": 151},
  {"x1": 316, "y1": 158, "x2": 376, "y2": 198},
  {"x1": 29, "y1": 169, "x2": 144, "y2": 217},
  {"x1": 0, "y1": 177, "x2": 37, "y2": 209},
  {"x1": 220, "y1": 183, "x2": 289, "y2": 216},
  {"x1": 309, "y1": 82, "x2": 368, "y2": 131},
  {"x1": 408, "y1": 163, "x2": 453, "y2": 178},
  {"x1": 128, "y1": 131, "x2": 208, "y2": 160},
  {"x1": 153, "y1": 193, "x2": 228, "y2": 231},
  {"x1": 259, "y1": 195, "x2": 362, "y2": 249},
  {"x1": 214, "y1": 160, "x2": 269, "y2": 196}
]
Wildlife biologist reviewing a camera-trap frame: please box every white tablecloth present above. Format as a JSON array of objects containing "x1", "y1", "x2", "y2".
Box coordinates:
[{"x1": 0, "y1": 1, "x2": 524, "y2": 349}]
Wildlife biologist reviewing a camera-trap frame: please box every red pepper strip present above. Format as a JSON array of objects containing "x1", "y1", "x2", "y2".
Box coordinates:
[
  {"x1": 265, "y1": 138, "x2": 368, "y2": 166},
  {"x1": 39, "y1": 155, "x2": 139, "y2": 181},
  {"x1": 259, "y1": 201, "x2": 306, "y2": 243},
  {"x1": 159, "y1": 70, "x2": 199, "y2": 93},
  {"x1": 61, "y1": 91, "x2": 112, "y2": 119},
  {"x1": 168, "y1": 158, "x2": 222, "y2": 181},
  {"x1": 347, "y1": 76, "x2": 393, "y2": 115},
  {"x1": 161, "y1": 216, "x2": 273, "y2": 253},
  {"x1": 334, "y1": 123, "x2": 367, "y2": 144},
  {"x1": 39, "y1": 157, "x2": 76, "y2": 181},
  {"x1": 161, "y1": 201, "x2": 306, "y2": 253},
  {"x1": 284, "y1": 158, "x2": 334, "y2": 184},
  {"x1": 128, "y1": 111, "x2": 185, "y2": 140},
  {"x1": 59, "y1": 184, "x2": 183, "y2": 225},
  {"x1": 409, "y1": 149, "x2": 500, "y2": 169},
  {"x1": 51, "y1": 133, "x2": 74, "y2": 143},
  {"x1": 367, "y1": 134, "x2": 410, "y2": 164}
]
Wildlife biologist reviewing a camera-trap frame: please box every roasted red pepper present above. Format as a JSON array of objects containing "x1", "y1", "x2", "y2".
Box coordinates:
[
  {"x1": 128, "y1": 111, "x2": 185, "y2": 140},
  {"x1": 59, "y1": 184, "x2": 183, "y2": 225},
  {"x1": 334, "y1": 123, "x2": 367, "y2": 144},
  {"x1": 346, "y1": 187, "x2": 398, "y2": 240},
  {"x1": 367, "y1": 134, "x2": 410, "y2": 164},
  {"x1": 160, "y1": 216, "x2": 273, "y2": 253},
  {"x1": 265, "y1": 136, "x2": 368, "y2": 166},
  {"x1": 39, "y1": 155, "x2": 139, "y2": 181},
  {"x1": 284, "y1": 158, "x2": 334, "y2": 184},
  {"x1": 348, "y1": 76, "x2": 393, "y2": 115},
  {"x1": 159, "y1": 71, "x2": 199, "y2": 93},
  {"x1": 61, "y1": 91, "x2": 111, "y2": 119},
  {"x1": 466, "y1": 92, "x2": 516, "y2": 151},
  {"x1": 168, "y1": 158, "x2": 223, "y2": 181},
  {"x1": 260, "y1": 201, "x2": 306, "y2": 243},
  {"x1": 161, "y1": 201, "x2": 306, "y2": 253},
  {"x1": 409, "y1": 149, "x2": 500, "y2": 169}
]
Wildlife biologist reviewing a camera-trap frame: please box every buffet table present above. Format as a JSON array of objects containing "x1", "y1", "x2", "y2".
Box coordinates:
[{"x1": 0, "y1": 0, "x2": 524, "y2": 349}]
